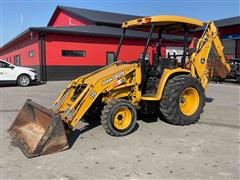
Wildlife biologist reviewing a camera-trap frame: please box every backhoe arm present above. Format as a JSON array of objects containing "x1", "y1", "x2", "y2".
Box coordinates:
[{"x1": 189, "y1": 21, "x2": 230, "y2": 89}]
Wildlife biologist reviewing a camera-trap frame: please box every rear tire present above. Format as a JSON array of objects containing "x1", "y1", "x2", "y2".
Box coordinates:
[
  {"x1": 17, "y1": 74, "x2": 31, "y2": 87},
  {"x1": 160, "y1": 75, "x2": 205, "y2": 125},
  {"x1": 101, "y1": 99, "x2": 137, "y2": 136}
]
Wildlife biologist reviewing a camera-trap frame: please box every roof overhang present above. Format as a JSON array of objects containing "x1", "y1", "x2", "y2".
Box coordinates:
[
  {"x1": 48, "y1": 6, "x2": 142, "y2": 27},
  {"x1": 0, "y1": 29, "x2": 38, "y2": 53}
]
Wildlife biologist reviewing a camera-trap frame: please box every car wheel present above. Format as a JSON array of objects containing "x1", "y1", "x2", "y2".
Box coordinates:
[{"x1": 17, "y1": 75, "x2": 31, "y2": 87}]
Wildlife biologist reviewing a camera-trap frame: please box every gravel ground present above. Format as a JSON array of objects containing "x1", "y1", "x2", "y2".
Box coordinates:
[{"x1": 0, "y1": 81, "x2": 239, "y2": 179}]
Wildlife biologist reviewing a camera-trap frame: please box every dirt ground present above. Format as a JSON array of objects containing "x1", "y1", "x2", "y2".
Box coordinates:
[{"x1": 0, "y1": 81, "x2": 239, "y2": 179}]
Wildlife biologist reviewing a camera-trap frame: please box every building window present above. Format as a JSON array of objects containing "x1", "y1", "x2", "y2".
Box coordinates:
[
  {"x1": 62, "y1": 50, "x2": 86, "y2": 57},
  {"x1": 106, "y1": 52, "x2": 115, "y2": 65},
  {"x1": 14, "y1": 55, "x2": 21, "y2": 66},
  {"x1": 29, "y1": 50, "x2": 35, "y2": 57}
]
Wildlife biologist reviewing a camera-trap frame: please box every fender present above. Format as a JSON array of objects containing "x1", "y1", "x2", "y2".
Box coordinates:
[{"x1": 141, "y1": 68, "x2": 191, "y2": 101}]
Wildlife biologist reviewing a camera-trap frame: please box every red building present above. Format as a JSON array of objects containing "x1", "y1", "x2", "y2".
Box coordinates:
[
  {"x1": 209, "y1": 16, "x2": 240, "y2": 59},
  {"x1": 0, "y1": 6, "x2": 239, "y2": 81}
]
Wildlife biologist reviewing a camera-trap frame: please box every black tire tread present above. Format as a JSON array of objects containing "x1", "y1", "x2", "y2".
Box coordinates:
[
  {"x1": 101, "y1": 99, "x2": 136, "y2": 136},
  {"x1": 160, "y1": 75, "x2": 205, "y2": 125},
  {"x1": 17, "y1": 74, "x2": 31, "y2": 87}
]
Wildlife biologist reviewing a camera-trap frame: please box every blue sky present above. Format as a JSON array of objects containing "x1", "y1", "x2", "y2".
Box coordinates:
[{"x1": 0, "y1": 0, "x2": 239, "y2": 46}]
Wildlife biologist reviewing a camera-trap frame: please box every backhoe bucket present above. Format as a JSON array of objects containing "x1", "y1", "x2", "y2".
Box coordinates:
[{"x1": 8, "y1": 99, "x2": 69, "y2": 158}]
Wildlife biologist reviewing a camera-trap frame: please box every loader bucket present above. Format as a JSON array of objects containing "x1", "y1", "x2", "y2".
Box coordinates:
[{"x1": 8, "y1": 99, "x2": 69, "y2": 158}]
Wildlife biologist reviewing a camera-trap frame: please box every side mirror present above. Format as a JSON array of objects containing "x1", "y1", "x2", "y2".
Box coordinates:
[{"x1": 9, "y1": 65, "x2": 15, "y2": 69}]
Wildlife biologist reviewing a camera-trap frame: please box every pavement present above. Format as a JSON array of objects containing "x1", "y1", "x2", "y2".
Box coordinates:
[{"x1": 0, "y1": 81, "x2": 239, "y2": 179}]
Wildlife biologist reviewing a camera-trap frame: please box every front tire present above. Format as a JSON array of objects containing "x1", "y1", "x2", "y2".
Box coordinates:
[
  {"x1": 17, "y1": 74, "x2": 31, "y2": 87},
  {"x1": 101, "y1": 99, "x2": 137, "y2": 136},
  {"x1": 160, "y1": 75, "x2": 205, "y2": 125}
]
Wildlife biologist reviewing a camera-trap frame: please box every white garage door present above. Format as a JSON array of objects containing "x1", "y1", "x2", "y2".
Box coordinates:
[
  {"x1": 222, "y1": 39, "x2": 236, "y2": 58},
  {"x1": 166, "y1": 46, "x2": 183, "y2": 61}
]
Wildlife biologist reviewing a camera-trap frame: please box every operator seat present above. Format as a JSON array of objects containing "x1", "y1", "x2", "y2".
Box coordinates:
[{"x1": 148, "y1": 57, "x2": 178, "y2": 77}]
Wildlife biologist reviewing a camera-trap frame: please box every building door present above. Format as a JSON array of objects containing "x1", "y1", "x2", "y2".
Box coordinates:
[
  {"x1": 106, "y1": 52, "x2": 115, "y2": 65},
  {"x1": 14, "y1": 55, "x2": 21, "y2": 66}
]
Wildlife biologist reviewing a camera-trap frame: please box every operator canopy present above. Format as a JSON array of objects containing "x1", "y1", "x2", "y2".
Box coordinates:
[{"x1": 122, "y1": 15, "x2": 204, "y2": 33}]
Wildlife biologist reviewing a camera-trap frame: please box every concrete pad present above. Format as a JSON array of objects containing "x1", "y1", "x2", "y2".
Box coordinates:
[{"x1": 0, "y1": 82, "x2": 239, "y2": 179}]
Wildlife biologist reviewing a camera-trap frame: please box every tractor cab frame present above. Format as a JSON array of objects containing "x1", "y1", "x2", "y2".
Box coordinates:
[{"x1": 115, "y1": 16, "x2": 203, "y2": 91}]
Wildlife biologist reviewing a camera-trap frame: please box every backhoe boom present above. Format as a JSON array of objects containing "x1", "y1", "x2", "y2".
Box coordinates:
[{"x1": 190, "y1": 21, "x2": 230, "y2": 89}]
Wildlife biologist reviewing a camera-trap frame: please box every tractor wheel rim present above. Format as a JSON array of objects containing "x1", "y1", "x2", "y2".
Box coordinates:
[
  {"x1": 113, "y1": 107, "x2": 132, "y2": 130},
  {"x1": 179, "y1": 87, "x2": 200, "y2": 116},
  {"x1": 20, "y1": 77, "x2": 29, "y2": 86}
]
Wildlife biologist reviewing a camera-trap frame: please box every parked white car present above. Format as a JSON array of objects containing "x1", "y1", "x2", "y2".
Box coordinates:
[{"x1": 0, "y1": 59, "x2": 38, "y2": 86}]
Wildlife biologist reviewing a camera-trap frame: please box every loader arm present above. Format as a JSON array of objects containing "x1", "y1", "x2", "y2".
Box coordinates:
[
  {"x1": 189, "y1": 21, "x2": 230, "y2": 89},
  {"x1": 8, "y1": 62, "x2": 142, "y2": 157},
  {"x1": 51, "y1": 63, "x2": 141, "y2": 129}
]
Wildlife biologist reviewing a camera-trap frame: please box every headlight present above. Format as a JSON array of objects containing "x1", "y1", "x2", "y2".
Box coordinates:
[{"x1": 30, "y1": 70, "x2": 36, "y2": 73}]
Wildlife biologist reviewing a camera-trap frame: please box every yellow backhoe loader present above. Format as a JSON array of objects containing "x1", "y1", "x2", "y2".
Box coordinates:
[{"x1": 9, "y1": 15, "x2": 230, "y2": 158}]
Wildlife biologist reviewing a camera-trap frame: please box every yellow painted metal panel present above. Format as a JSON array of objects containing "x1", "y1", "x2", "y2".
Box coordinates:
[
  {"x1": 141, "y1": 68, "x2": 191, "y2": 101},
  {"x1": 122, "y1": 15, "x2": 203, "y2": 29}
]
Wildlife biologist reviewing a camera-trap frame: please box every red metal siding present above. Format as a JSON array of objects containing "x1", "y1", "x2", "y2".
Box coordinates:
[
  {"x1": 50, "y1": 11, "x2": 91, "y2": 27},
  {"x1": 0, "y1": 33, "x2": 40, "y2": 66},
  {"x1": 45, "y1": 34, "x2": 154, "y2": 66},
  {"x1": 195, "y1": 25, "x2": 240, "y2": 38},
  {"x1": 219, "y1": 25, "x2": 240, "y2": 35},
  {"x1": 161, "y1": 46, "x2": 166, "y2": 57}
]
